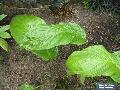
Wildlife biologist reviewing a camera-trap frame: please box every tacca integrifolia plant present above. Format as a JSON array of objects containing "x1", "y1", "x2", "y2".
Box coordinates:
[
  {"x1": 66, "y1": 45, "x2": 120, "y2": 84},
  {"x1": 10, "y1": 15, "x2": 86, "y2": 61},
  {"x1": 10, "y1": 15, "x2": 120, "y2": 84}
]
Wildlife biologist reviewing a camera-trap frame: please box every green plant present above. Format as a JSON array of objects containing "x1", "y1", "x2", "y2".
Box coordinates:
[
  {"x1": 82, "y1": 0, "x2": 120, "y2": 14},
  {"x1": 0, "y1": 14, "x2": 11, "y2": 51},
  {"x1": 19, "y1": 83, "x2": 35, "y2": 90},
  {"x1": 0, "y1": 55, "x2": 3, "y2": 62},
  {"x1": 82, "y1": 0, "x2": 90, "y2": 9},
  {"x1": 10, "y1": 15, "x2": 86, "y2": 61},
  {"x1": 66, "y1": 45, "x2": 120, "y2": 84}
]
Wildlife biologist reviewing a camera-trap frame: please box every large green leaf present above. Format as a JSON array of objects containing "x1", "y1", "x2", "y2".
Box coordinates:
[
  {"x1": 19, "y1": 84, "x2": 35, "y2": 90},
  {"x1": 10, "y1": 15, "x2": 47, "y2": 45},
  {"x1": 32, "y1": 47, "x2": 58, "y2": 61},
  {"x1": 10, "y1": 15, "x2": 86, "y2": 50},
  {"x1": 0, "y1": 38, "x2": 9, "y2": 51},
  {"x1": 10, "y1": 15, "x2": 86, "y2": 60},
  {"x1": 66, "y1": 45, "x2": 120, "y2": 83},
  {"x1": 0, "y1": 14, "x2": 7, "y2": 21}
]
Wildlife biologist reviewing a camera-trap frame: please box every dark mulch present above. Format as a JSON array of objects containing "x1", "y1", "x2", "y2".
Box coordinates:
[{"x1": 0, "y1": 3, "x2": 120, "y2": 90}]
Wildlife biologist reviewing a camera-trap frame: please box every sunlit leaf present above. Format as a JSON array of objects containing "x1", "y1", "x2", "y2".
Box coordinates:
[
  {"x1": 66, "y1": 45, "x2": 120, "y2": 83},
  {"x1": 10, "y1": 15, "x2": 86, "y2": 60}
]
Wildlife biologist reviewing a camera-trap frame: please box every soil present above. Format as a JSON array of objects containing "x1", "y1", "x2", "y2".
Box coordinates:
[{"x1": 0, "y1": 3, "x2": 120, "y2": 90}]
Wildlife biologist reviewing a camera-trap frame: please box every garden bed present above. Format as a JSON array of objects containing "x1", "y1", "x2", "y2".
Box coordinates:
[{"x1": 0, "y1": 3, "x2": 120, "y2": 90}]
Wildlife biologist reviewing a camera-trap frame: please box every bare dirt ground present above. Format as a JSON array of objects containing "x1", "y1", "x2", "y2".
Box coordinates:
[{"x1": 0, "y1": 3, "x2": 120, "y2": 90}]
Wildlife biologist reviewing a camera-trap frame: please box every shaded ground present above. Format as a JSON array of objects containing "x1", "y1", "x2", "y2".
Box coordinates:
[{"x1": 0, "y1": 3, "x2": 120, "y2": 90}]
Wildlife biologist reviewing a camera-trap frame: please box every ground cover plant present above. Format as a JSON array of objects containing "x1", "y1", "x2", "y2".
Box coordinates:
[{"x1": 10, "y1": 15, "x2": 86, "y2": 61}]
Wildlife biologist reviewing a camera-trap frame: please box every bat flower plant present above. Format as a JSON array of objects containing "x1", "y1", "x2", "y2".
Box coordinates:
[
  {"x1": 10, "y1": 15, "x2": 120, "y2": 84},
  {"x1": 10, "y1": 15, "x2": 86, "y2": 61},
  {"x1": 66, "y1": 45, "x2": 120, "y2": 83}
]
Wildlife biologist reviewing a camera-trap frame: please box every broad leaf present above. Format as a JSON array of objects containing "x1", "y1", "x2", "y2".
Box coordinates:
[
  {"x1": 50, "y1": 22, "x2": 86, "y2": 46},
  {"x1": 19, "y1": 84, "x2": 35, "y2": 90},
  {"x1": 66, "y1": 45, "x2": 120, "y2": 83},
  {"x1": 32, "y1": 47, "x2": 58, "y2": 61},
  {"x1": 10, "y1": 15, "x2": 46, "y2": 43},
  {"x1": 10, "y1": 15, "x2": 86, "y2": 50},
  {"x1": 10, "y1": 15, "x2": 86, "y2": 60},
  {"x1": 0, "y1": 14, "x2": 7, "y2": 21},
  {"x1": 0, "y1": 38, "x2": 9, "y2": 51}
]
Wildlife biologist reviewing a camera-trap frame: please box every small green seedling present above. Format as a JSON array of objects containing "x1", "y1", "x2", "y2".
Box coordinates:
[
  {"x1": 82, "y1": 0, "x2": 90, "y2": 9},
  {"x1": 10, "y1": 15, "x2": 86, "y2": 61},
  {"x1": 0, "y1": 14, "x2": 11, "y2": 51},
  {"x1": 66, "y1": 45, "x2": 120, "y2": 84},
  {"x1": 0, "y1": 55, "x2": 3, "y2": 62}
]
